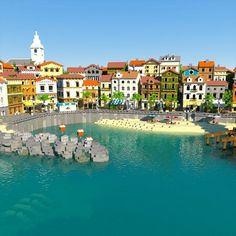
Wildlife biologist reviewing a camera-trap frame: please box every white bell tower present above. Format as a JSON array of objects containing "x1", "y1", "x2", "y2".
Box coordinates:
[{"x1": 30, "y1": 31, "x2": 45, "y2": 65}]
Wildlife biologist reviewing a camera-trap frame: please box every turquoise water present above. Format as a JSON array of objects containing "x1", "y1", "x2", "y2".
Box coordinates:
[{"x1": 1, "y1": 123, "x2": 236, "y2": 235}]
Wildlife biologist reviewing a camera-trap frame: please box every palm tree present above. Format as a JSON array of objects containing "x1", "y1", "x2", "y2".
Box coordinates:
[
  {"x1": 82, "y1": 91, "x2": 92, "y2": 109},
  {"x1": 100, "y1": 94, "x2": 110, "y2": 107},
  {"x1": 38, "y1": 94, "x2": 50, "y2": 111},
  {"x1": 131, "y1": 93, "x2": 142, "y2": 109}
]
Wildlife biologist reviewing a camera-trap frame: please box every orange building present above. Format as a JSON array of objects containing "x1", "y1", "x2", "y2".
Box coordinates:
[
  {"x1": 198, "y1": 60, "x2": 215, "y2": 81},
  {"x1": 82, "y1": 80, "x2": 99, "y2": 108}
]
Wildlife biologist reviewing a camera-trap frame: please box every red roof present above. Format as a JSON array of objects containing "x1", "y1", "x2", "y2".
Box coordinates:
[
  {"x1": 182, "y1": 65, "x2": 198, "y2": 72},
  {"x1": 35, "y1": 77, "x2": 56, "y2": 82},
  {"x1": 198, "y1": 60, "x2": 215, "y2": 68},
  {"x1": 182, "y1": 76, "x2": 205, "y2": 83},
  {"x1": 113, "y1": 71, "x2": 139, "y2": 79},
  {"x1": 38, "y1": 61, "x2": 63, "y2": 67},
  {"x1": 57, "y1": 74, "x2": 84, "y2": 79},
  {"x1": 17, "y1": 65, "x2": 41, "y2": 71},
  {"x1": 0, "y1": 77, "x2": 7, "y2": 83},
  {"x1": 83, "y1": 80, "x2": 99, "y2": 87},
  {"x1": 16, "y1": 74, "x2": 36, "y2": 80},
  {"x1": 206, "y1": 80, "x2": 228, "y2": 86},
  {"x1": 129, "y1": 59, "x2": 145, "y2": 67},
  {"x1": 107, "y1": 62, "x2": 127, "y2": 69},
  {"x1": 67, "y1": 67, "x2": 85, "y2": 73},
  {"x1": 141, "y1": 76, "x2": 160, "y2": 84},
  {"x1": 85, "y1": 64, "x2": 100, "y2": 70},
  {"x1": 101, "y1": 74, "x2": 112, "y2": 82},
  {"x1": 2, "y1": 71, "x2": 17, "y2": 80},
  {"x1": 145, "y1": 58, "x2": 160, "y2": 65}
]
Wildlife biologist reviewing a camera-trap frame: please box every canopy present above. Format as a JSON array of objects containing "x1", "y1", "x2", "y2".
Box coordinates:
[{"x1": 110, "y1": 99, "x2": 125, "y2": 106}]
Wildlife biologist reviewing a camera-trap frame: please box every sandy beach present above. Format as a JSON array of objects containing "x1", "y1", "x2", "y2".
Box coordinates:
[{"x1": 95, "y1": 118, "x2": 235, "y2": 134}]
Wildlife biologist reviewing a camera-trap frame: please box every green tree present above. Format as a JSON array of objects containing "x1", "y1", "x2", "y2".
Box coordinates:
[
  {"x1": 131, "y1": 93, "x2": 142, "y2": 109},
  {"x1": 112, "y1": 91, "x2": 125, "y2": 100},
  {"x1": 203, "y1": 93, "x2": 214, "y2": 112},
  {"x1": 38, "y1": 94, "x2": 50, "y2": 103},
  {"x1": 100, "y1": 94, "x2": 110, "y2": 107},
  {"x1": 82, "y1": 92, "x2": 92, "y2": 109},
  {"x1": 223, "y1": 90, "x2": 232, "y2": 108},
  {"x1": 148, "y1": 94, "x2": 157, "y2": 110}
]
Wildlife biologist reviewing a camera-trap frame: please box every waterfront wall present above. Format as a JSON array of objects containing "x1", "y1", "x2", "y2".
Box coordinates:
[{"x1": 9, "y1": 112, "x2": 145, "y2": 132}]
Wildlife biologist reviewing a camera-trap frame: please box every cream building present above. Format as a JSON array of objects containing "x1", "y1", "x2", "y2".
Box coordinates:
[
  {"x1": 143, "y1": 58, "x2": 160, "y2": 77},
  {"x1": 39, "y1": 61, "x2": 63, "y2": 78},
  {"x1": 160, "y1": 55, "x2": 181, "y2": 74}
]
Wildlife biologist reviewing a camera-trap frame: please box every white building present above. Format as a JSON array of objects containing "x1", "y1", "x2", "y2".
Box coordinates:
[
  {"x1": 112, "y1": 71, "x2": 141, "y2": 99},
  {"x1": 214, "y1": 66, "x2": 229, "y2": 81},
  {"x1": 0, "y1": 76, "x2": 8, "y2": 116},
  {"x1": 36, "y1": 77, "x2": 57, "y2": 103},
  {"x1": 57, "y1": 74, "x2": 84, "y2": 102},
  {"x1": 128, "y1": 59, "x2": 145, "y2": 75},
  {"x1": 84, "y1": 64, "x2": 102, "y2": 81},
  {"x1": 182, "y1": 75, "x2": 206, "y2": 111},
  {"x1": 31, "y1": 31, "x2": 45, "y2": 65},
  {"x1": 160, "y1": 55, "x2": 181, "y2": 74}
]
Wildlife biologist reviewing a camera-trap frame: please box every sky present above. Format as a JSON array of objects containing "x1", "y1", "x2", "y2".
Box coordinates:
[{"x1": 0, "y1": 0, "x2": 235, "y2": 69}]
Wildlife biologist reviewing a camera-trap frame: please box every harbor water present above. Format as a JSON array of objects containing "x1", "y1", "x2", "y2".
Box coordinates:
[{"x1": 1, "y1": 123, "x2": 236, "y2": 235}]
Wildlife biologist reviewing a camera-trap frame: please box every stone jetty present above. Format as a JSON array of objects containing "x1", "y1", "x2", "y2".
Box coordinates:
[{"x1": 0, "y1": 131, "x2": 109, "y2": 163}]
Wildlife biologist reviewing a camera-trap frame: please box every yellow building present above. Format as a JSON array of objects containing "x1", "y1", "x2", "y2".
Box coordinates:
[
  {"x1": 38, "y1": 61, "x2": 63, "y2": 78},
  {"x1": 143, "y1": 58, "x2": 161, "y2": 77}
]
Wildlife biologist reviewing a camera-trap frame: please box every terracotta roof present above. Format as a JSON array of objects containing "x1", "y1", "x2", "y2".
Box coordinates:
[
  {"x1": 35, "y1": 77, "x2": 56, "y2": 82},
  {"x1": 85, "y1": 64, "x2": 100, "y2": 70},
  {"x1": 129, "y1": 60, "x2": 145, "y2": 67},
  {"x1": 2, "y1": 71, "x2": 17, "y2": 80},
  {"x1": 140, "y1": 76, "x2": 160, "y2": 84},
  {"x1": 214, "y1": 66, "x2": 228, "y2": 72},
  {"x1": 145, "y1": 58, "x2": 160, "y2": 65},
  {"x1": 3, "y1": 63, "x2": 14, "y2": 69},
  {"x1": 101, "y1": 67, "x2": 107, "y2": 72},
  {"x1": 57, "y1": 74, "x2": 84, "y2": 79},
  {"x1": 17, "y1": 65, "x2": 41, "y2": 71},
  {"x1": 182, "y1": 76, "x2": 205, "y2": 83},
  {"x1": 83, "y1": 80, "x2": 99, "y2": 87},
  {"x1": 38, "y1": 61, "x2": 63, "y2": 67},
  {"x1": 101, "y1": 74, "x2": 112, "y2": 82},
  {"x1": 16, "y1": 74, "x2": 36, "y2": 80},
  {"x1": 107, "y1": 62, "x2": 127, "y2": 69},
  {"x1": 182, "y1": 65, "x2": 198, "y2": 72},
  {"x1": 206, "y1": 80, "x2": 228, "y2": 86},
  {"x1": 113, "y1": 71, "x2": 139, "y2": 79},
  {"x1": 198, "y1": 61, "x2": 215, "y2": 68},
  {"x1": 162, "y1": 69, "x2": 180, "y2": 75},
  {"x1": 67, "y1": 67, "x2": 85, "y2": 73}
]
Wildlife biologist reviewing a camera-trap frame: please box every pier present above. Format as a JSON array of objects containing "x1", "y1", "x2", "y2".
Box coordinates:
[{"x1": 205, "y1": 128, "x2": 236, "y2": 150}]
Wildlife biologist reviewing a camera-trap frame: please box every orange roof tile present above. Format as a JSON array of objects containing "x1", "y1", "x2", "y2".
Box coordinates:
[
  {"x1": 16, "y1": 74, "x2": 36, "y2": 80},
  {"x1": 145, "y1": 58, "x2": 160, "y2": 65},
  {"x1": 113, "y1": 71, "x2": 139, "y2": 79},
  {"x1": 67, "y1": 67, "x2": 85, "y2": 73},
  {"x1": 85, "y1": 64, "x2": 100, "y2": 69},
  {"x1": 182, "y1": 65, "x2": 198, "y2": 72},
  {"x1": 140, "y1": 76, "x2": 160, "y2": 84},
  {"x1": 206, "y1": 80, "x2": 228, "y2": 86},
  {"x1": 182, "y1": 75, "x2": 205, "y2": 83},
  {"x1": 101, "y1": 74, "x2": 112, "y2": 82},
  {"x1": 35, "y1": 77, "x2": 56, "y2": 82},
  {"x1": 57, "y1": 74, "x2": 84, "y2": 79},
  {"x1": 83, "y1": 80, "x2": 99, "y2": 86},
  {"x1": 38, "y1": 61, "x2": 63, "y2": 67},
  {"x1": 162, "y1": 69, "x2": 180, "y2": 75},
  {"x1": 107, "y1": 62, "x2": 127, "y2": 69},
  {"x1": 129, "y1": 59, "x2": 145, "y2": 67},
  {"x1": 3, "y1": 63, "x2": 14, "y2": 69},
  {"x1": 198, "y1": 60, "x2": 215, "y2": 68}
]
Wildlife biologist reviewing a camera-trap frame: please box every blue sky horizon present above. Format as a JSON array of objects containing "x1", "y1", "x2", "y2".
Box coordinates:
[{"x1": 0, "y1": 0, "x2": 235, "y2": 69}]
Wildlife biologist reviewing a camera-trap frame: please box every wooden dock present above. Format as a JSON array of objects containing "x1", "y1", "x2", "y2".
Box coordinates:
[{"x1": 205, "y1": 128, "x2": 236, "y2": 150}]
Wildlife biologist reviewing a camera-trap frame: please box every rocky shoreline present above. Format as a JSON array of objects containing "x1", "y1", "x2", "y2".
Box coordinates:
[{"x1": 0, "y1": 131, "x2": 109, "y2": 163}]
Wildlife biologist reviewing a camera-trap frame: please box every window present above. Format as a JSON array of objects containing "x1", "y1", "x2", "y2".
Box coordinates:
[
  {"x1": 133, "y1": 87, "x2": 135, "y2": 91},
  {"x1": 49, "y1": 86, "x2": 53, "y2": 92},
  {"x1": 76, "y1": 92, "x2": 79, "y2": 97},
  {"x1": 164, "y1": 94, "x2": 167, "y2": 99},
  {"x1": 164, "y1": 84, "x2": 168, "y2": 89},
  {"x1": 172, "y1": 94, "x2": 175, "y2": 99},
  {"x1": 193, "y1": 85, "x2": 197, "y2": 91},
  {"x1": 193, "y1": 94, "x2": 196, "y2": 99},
  {"x1": 199, "y1": 85, "x2": 203, "y2": 91},
  {"x1": 113, "y1": 80, "x2": 117, "y2": 84},
  {"x1": 187, "y1": 85, "x2": 190, "y2": 91},
  {"x1": 209, "y1": 68, "x2": 212, "y2": 72},
  {"x1": 66, "y1": 82, "x2": 70, "y2": 87},
  {"x1": 56, "y1": 68, "x2": 59, "y2": 72},
  {"x1": 199, "y1": 94, "x2": 202, "y2": 99},
  {"x1": 202, "y1": 68, "x2": 205, "y2": 72},
  {"x1": 127, "y1": 81, "x2": 130, "y2": 84},
  {"x1": 186, "y1": 94, "x2": 189, "y2": 99},
  {"x1": 40, "y1": 85, "x2": 45, "y2": 92},
  {"x1": 127, "y1": 93, "x2": 130, "y2": 98},
  {"x1": 50, "y1": 68, "x2": 54, "y2": 72},
  {"x1": 121, "y1": 81, "x2": 124, "y2": 84},
  {"x1": 127, "y1": 87, "x2": 130, "y2": 91},
  {"x1": 165, "y1": 78, "x2": 168, "y2": 82},
  {"x1": 209, "y1": 75, "x2": 212, "y2": 79},
  {"x1": 172, "y1": 84, "x2": 175, "y2": 89},
  {"x1": 213, "y1": 93, "x2": 216, "y2": 98},
  {"x1": 220, "y1": 93, "x2": 223, "y2": 99},
  {"x1": 76, "y1": 82, "x2": 79, "y2": 87},
  {"x1": 122, "y1": 86, "x2": 124, "y2": 90},
  {"x1": 114, "y1": 86, "x2": 117, "y2": 91},
  {"x1": 45, "y1": 68, "x2": 48, "y2": 72},
  {"x1": 189, "y1": 70, "x2": 194, "y2": 75},
  {"x1": 34, "y1": 49, "x2": 37, "y2": 53},
  {"x1": 133, "y1": 81, "x2": 135, "y2": 83},
  {"x1": 67, "y1": 92, "x2": 70, "y2": 97},
  {"x1": 109, "y1": 84, "x2": 111, "y2": 89},
  {"x1": 102, "y1": 84, "x2": 105, "y2": 88},
  {"x1": 172, "y1": 78, "x2": 175, "y2": 82}
]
